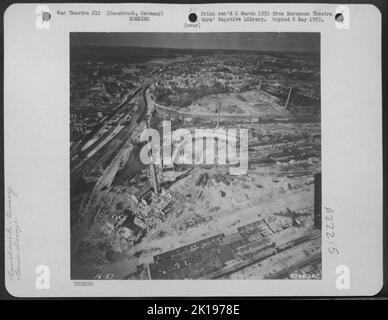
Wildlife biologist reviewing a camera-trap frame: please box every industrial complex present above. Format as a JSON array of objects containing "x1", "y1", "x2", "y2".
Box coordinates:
[{"x1": 70, "y1": 40, "x2": 321, "y2": 280}]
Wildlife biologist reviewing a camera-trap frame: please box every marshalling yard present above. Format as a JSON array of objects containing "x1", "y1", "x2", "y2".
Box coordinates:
[{"x1": 70, "y1": 49, "x2": 321, "y2": 280}]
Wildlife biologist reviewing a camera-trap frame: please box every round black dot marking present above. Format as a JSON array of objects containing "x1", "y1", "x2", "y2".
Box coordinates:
[
  {"x1": 335, "y1": 13, "x2": 344, "y2": 23},
  {"x1": 42, "y1": 12, "x2": 51, "y2": 21},
  {"x1": 188, "y1": 13, "x2": 197, "y2": 23}
]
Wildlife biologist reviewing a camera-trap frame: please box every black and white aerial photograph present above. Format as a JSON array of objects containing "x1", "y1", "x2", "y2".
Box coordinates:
[{"x1": 70, "y1": 32, "x2": 321, "y2": 280}]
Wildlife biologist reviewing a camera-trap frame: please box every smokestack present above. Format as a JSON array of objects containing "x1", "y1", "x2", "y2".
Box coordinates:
[
  {"x1": 149, "y1": 162, "x2": 160, "y2": 194},
  {"x1": 216, "y1": 102, "x2": 221, "y2": 128},
  {"x1": 285, "y1": 86, "x2": 293, "y2": 109},
  {"x1": 309, "y1": 133, "x2": 314, "y2": 144}
]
